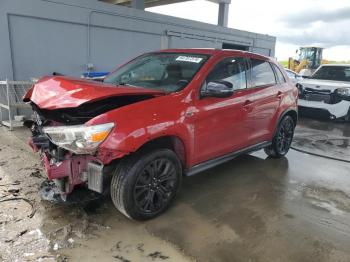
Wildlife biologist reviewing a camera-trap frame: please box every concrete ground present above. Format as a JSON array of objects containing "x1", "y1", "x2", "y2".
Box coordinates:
[{"x1": 0, "y1": 118, "x2": 349, "y2": 262}]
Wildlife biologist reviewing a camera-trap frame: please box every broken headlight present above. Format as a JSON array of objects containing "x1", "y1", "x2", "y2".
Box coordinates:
[
  {"x1": 296, "y1": 83, "x2": 305, "y2": 97},
  {"x1": 335, "y1": 87, "x2": 350, "y2": 100},
  {"x1": 43, "y1": 123, "x2": 114, "y2": 154}
]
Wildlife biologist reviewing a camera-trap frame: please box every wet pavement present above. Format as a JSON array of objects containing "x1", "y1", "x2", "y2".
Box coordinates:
[
  {"x1": 293, "y1": 118, "x2": 350, "y2": 161},
  {"x1": 0, "y1": 118, "x2": 349, "y2": 262}
]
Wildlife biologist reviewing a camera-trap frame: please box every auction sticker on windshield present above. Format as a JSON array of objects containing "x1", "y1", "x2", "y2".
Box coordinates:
[{"x1": 176, "y1": 56, "x2": 203, "y2": 63}]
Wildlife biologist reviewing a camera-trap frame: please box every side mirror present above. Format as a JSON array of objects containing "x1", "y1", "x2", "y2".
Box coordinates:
[{"x1": 201, "y1": 81, "x2": 234, "y2": 98}]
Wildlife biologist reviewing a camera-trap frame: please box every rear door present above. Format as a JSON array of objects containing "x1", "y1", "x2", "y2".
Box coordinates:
[{"x1": 243, "y1": 57, "x2": 282, "y2": 144}]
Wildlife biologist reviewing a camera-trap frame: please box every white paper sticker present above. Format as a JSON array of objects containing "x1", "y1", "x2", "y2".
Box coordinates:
[{"x1": 176, "y1": 56, "x2": 203, "y2": 63}]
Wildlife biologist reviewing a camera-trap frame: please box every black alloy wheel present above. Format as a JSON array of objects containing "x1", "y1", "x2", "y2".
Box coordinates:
[
  {"x1": 276, "y1": 116, "x2": 295, "y2": 155},
  {"x1": 264, "y1": 115, "x2": 295, "y2": 158},
  {"x1": 133, "y1": 158, "x2": 177, "y2": 213},
  {"x1": 110, "y1": 149, "x2": 182, "y2": 220}
]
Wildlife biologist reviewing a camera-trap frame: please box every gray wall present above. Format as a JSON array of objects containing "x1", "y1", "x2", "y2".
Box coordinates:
[{"x1": 0, "y1": 0, "x2": 276, "y2": 80}]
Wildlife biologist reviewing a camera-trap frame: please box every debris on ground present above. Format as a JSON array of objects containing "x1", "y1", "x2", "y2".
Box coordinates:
[
  {"x1": 0, "y1": 180, "x2": 21, "y2": 187},
  {"x1": 113, "y1": 255, "x2": 131, "y2": 262},
  {"x1": 39, "y1": 180, "x2": 63, "y2": 203},
  {"x1": 8, "y1": 188, "x2": 20, "y2": 194},
  {"x1": 30, "y1": 170, "x2": 42, "y2": 178},
  {"x1": 148, "y1": 251, "x2": 169, "y2": 260},
  {"x1": 0, "y1": 197, "x2": 36, "y2": 218}
]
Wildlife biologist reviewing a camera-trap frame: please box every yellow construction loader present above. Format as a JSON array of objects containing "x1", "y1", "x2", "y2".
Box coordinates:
[{"x1": 288, "y1": 47, "x2": 327, "y2": 76}]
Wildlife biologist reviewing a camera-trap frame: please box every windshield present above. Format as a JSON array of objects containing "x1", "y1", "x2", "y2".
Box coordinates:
[
  {"x1": 299, "y1": 48, "x2": 315, "y2": 61},
  {"x1": 104, "y1": 53, "x2": 209, "y2": 92},
  {"x1": 311, "y1": 66, "x2": 350, "y2": 82}
]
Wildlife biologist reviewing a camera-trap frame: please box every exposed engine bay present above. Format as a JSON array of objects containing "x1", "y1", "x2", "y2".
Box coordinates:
[{"x1": 29, "y1": 95, "x2": 154, "y2": 125}]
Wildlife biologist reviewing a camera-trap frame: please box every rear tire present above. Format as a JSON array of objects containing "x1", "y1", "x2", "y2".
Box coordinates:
[
  {"x1": 264, "y1": 115, "x2": 295, "y2": 158},
  {"x1": 110, "y1": 149, "x2": 182, "y2": 220}
]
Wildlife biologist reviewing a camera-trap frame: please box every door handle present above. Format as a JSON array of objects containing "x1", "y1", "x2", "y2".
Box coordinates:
[
  {"x1": 243, "y1": 100, "x2": 252, "y2": 106},
  {"x1": 277, "y1": 91, "x2": 283, "y2": 99},
  {"x1": 243, "y1": 100, "x2": 252, "y2": 110}
]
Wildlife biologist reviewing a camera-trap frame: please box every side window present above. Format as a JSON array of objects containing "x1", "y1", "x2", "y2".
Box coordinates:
[
  {"x1": 250, "y1": 59, "x2": 276, "y2": 87},
  {"x1": 206, "y1": 57, "x2": 247, "y2": 90},
  {"x1": 272, "y1": 64, "x2": 286, "y2": 84}
]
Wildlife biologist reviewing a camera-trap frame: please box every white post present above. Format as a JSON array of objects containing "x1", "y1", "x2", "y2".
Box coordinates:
[
  {"x1": 0, "y1": 99, "x2": 2, "y2": 126},
  {"x1": 218, "y1": 2, "x2": 229, "y2": 27},
  {"x1": 131, "y1": 0, "x2": 144, "y2": 10},
  {"x1": 5, "y1": 79, "x2": 12, "y2": 130}
]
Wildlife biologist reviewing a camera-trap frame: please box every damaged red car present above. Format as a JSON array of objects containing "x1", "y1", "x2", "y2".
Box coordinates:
[{"x1": 24, "y1": 49, "x2": 298, "y2": 220}]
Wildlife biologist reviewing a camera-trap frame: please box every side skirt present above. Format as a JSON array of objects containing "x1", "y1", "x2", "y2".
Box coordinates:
[{"x1": 186, "y1": 141, "x2": 271, "y2": 176}]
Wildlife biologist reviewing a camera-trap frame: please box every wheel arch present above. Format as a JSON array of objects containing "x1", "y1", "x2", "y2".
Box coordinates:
[
  {"x1": 285, "y1": 109, "x2": 298, "y2": 126},
  {"x1": 279, "y1": 109, "x2": 298, "y2": 126},
  {"x1": 273, "y1": 109, "x2": 298, "y2": 137},
  {"x1": 134, "y1": 136, "x2": 187, "y2": 168}
]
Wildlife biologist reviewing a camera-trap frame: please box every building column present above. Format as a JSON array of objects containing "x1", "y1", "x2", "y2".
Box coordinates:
[
  {"x1": 131, "y1": 0, "x2": 144, "y2": 10},
  {"x1": 218, "y1": 2, "x2": 229, "y2": 27}
]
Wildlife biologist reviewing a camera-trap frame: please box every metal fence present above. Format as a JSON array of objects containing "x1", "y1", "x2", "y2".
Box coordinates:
[{"x1": 0, "y1": 80, "x2": 34, "y2": 130}]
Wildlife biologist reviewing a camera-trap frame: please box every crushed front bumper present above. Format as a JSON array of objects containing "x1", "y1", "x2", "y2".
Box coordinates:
[
  {"x1": 41, "y1": 153, "x2": 102, "y2": 193},
  {"x1": 298, "y1": 99, "x2": 350, "y2": 120},
  {"x1": 29, "y1": 138, "x2": 105, "y2": 199}
]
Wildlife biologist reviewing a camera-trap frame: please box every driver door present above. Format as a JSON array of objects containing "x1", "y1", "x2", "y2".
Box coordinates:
[{"x1": 192, "y1": 56, "x2": 252, "y2": 165}]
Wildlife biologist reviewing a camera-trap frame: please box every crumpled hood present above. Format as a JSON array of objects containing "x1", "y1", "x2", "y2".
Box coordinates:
[
  {"x1": 299, "y1": 79, "x2": 350, "y2": 92},
  {"x1": 24, "y1": 76, "x2": 165, "y2": 110}
]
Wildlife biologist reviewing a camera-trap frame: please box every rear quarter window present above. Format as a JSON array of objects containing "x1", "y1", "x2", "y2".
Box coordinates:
[
  {"x1": 272, "y1": 64, "x2": 286, "y2": 84},
  {"x1": 250, "y1": 59, "x2": 276, "y2": 87}
]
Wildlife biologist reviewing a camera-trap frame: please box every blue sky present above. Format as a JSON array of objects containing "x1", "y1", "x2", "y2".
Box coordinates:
[{"x1": 148, "y1": 0, "x2": 350, "y2": 61}]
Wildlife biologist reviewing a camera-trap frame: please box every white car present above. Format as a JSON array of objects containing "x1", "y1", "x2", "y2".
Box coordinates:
[
  {"x1": 285, "y1": 69, "x2": 304, "y2": 84},
  {"x1": 297, "y1": 64, "x2": 350, "y2": 121}
]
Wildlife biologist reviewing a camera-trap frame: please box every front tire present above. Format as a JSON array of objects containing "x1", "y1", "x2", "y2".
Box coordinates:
[
  {"x1": 264, "y1": 115, "x2": 295, "y2": 158},
  {"x1": 110, "y1": 149, "x2": 182, "y2": 220}
]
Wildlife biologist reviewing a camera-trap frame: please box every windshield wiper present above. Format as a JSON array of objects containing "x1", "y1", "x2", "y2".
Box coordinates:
[
  {"x1": 114, "y1": 82, "x2": 140, "y2": 88},
  {"x1": 116, "y1": 82, "x2": 128, "y2": 86}
]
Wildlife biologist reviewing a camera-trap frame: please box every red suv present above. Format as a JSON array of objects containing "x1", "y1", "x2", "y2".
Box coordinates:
[{"x1": 24, "y1": 49, "x2": 298, "y2": 220}]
